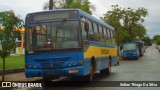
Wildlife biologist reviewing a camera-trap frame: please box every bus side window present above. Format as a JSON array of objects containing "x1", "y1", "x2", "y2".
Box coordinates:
[
  {"x1": 81, "y1": 22, "x2": 89, "y2": 51},
  {"x1": 93, "y1": 23, "x2": 101, "y2": 42},
  {"x1": 81, "y1": 22, "x2": 87, "y2": 41},
  {"x1": 112, "y1": 30, "x2": 116, "y2": 45},
  {"x1": 103, "y1": 27, "x2": 108, "y2": 44},
  {"x1": 88, "y1": 20, "x2": 94, "y2": 41},
  {"x1": 99, "y1": 34, "x2": 106, "y2": 43},
  {"x1": 107, "y1": 28, "x2": 111, "y2": 44},
  {"x1": 110, "y1": 30, "x2": 113, "y2": 45},
  {"x1": 99, "y1": 25, "x2": 103, "y2": 43},
  {"x1": 93, "y1": 33, "x2": 100, "y2": 42}
]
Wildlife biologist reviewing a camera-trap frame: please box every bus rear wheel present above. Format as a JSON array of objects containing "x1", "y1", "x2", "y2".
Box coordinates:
[
  {"x1": 89, "y1": 65, "x2": 94, "y2": 82},
  {"x1": 106, "y1": 62, "x2": 111, "y2": 74},
  {"x1": 136, "y1": 55, "x2": 139, "y2": 60}
]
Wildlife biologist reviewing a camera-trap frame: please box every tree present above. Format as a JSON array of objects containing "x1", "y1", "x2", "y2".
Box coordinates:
[
  {"x1": 101, "y1": 5, "x2": 148, "y2": 45},
  {"x1": 142, "y1": 35, "x2": 152, "y2": 46},
  {"x1": 0, "y1": 10, "x2": 23, "y2": 81},
  {"x1": 43, "y1": 0, "x2": 92, "y2": 14},
  {"x1": 153, "y1": 35, "x2": 160, "y2": 45},
  {"x1": 101, "y1": 5, "x2": 127, "y2": 46},
  {"x1": 153, "y1": 35, "x2": 160, "y2": 41},
  {"x1": 157, "y1": 38, "x2": 160, "y2": 45},
  {"x1": 122, "y1": 7, "x2": 148, "y2": 41}
]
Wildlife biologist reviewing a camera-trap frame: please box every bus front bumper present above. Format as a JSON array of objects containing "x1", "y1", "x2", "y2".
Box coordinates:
[
  {"x1": 123, "y1": 54, "x2": 137, "y2": 59},
  {"x1": 25, "y1": 66, "x2": 84, "y2": 78}
]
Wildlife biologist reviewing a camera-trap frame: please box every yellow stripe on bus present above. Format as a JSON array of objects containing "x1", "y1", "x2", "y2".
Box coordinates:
[{"x1": 84, "y1": 46, "x2": 117, "y2": 58}]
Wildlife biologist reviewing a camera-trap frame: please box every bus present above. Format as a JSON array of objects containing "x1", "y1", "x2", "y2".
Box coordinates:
[
  {"x1": 134, "y1": 41, "x2": 145, "y2": 56},
  {"x1": 122, "y1": 41, "x2": 145, "y2": 60},
  {"x1": 122, "y1": 42, "x2": 140, "y2": 60},
  {"x1": 25, "y1": 9, "x2": 119, "y2": 81}
]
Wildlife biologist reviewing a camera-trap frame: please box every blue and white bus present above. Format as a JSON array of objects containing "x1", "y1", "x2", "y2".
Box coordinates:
[{"x1": 25, "y1": 9, "x2": 119, "y2": 81}]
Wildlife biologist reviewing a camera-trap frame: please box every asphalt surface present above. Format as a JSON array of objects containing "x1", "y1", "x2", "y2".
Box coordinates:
[{"x1": 1, "y1": 44, "x2": 160, "y2": 90}]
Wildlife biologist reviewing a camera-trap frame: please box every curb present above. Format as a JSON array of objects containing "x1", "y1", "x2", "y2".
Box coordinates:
[{"x1": 0, "y1": 68, "x2": 24, "y2": 75}]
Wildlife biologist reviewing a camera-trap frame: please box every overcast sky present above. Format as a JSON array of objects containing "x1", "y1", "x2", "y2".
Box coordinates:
[{"x1": 0, "y1": 0, "x2": 159, "y2": 38}]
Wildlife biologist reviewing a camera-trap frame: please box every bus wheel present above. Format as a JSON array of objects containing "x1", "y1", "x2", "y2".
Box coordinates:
[
  {"x1": 100, "y1": 68, "x2": 107, "y2": 75},
  {"x1": 89, "y1": 65, "x2": 94, "y2": 82},
  {"x1": 123, "y1": 57, "x2": 126, "y2": 60},
  {"x1": 106, "y1": 61, "x2": 111, "y2": 75},
  {"x1": 136, "y1": 55, "x2": 139, "y2": 60},
  {"x1": 117, "y1": 62, "x2": 120, "y2": 65},
  {"x1": 100, "y1": 69, "x2": 105, "y2": 75}
]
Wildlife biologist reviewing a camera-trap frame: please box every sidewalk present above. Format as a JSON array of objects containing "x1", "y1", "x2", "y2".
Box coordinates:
[{"x1": 0, "y1": 72, "x2": 42, "y2": 82}]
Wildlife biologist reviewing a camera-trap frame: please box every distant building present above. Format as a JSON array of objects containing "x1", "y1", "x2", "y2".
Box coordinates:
[{"x1": 16, "y1": 28, "x2": 25, "y2": 54}]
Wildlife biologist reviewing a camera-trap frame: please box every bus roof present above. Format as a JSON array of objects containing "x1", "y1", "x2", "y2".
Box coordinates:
[
  {"x1": 77, "y1": 9, "x2": 114, "y2": 30},
  {"x1": 26, "y1": 9, "x2": 114, "y2": 30},
  {"x1": 123, "y1": 42, "x2": 137, "y2": 45}
]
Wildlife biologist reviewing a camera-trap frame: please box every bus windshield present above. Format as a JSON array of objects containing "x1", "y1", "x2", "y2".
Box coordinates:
[
  {"x1": 123, "y1": 44, "x2": 136, "y2": 51},
  {"x1": 26, "y1": 21, "x2": 80, "y2": 51}
]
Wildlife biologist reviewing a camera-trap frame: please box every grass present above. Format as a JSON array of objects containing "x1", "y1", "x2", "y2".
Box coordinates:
[{"x1": 0, "y1": 55, "x2": 24, "y2": 70}]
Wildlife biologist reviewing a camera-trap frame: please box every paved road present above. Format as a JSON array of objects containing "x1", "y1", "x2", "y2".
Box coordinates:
[{"x1": 1, "y1": 44, "x2": 160, "y2": 90}]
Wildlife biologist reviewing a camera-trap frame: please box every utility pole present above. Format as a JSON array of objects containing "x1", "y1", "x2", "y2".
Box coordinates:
[{"x1": 49, "y1": 0, "x2": 53, "y2": 10}]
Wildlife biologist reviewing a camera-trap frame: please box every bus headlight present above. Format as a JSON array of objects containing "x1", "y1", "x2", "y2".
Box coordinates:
[
  {"x1": 28, "y1": 65, "x2": 32, "y2": 68},
  {"x1": 25, "y1": 64, "x2": 38, "y2": 69},
  {"x1": 33, "y1": 65, "x2": 37, "y2": 68},
  {"x1": 25, "y1": 64, "x2": 32, "y2": 68},
  {"x1": 73, "y1": 62, "x2": 77, "y2": 65},
  {"x1": 68, "y1": 63, "x2": 71, "y2": 67}
]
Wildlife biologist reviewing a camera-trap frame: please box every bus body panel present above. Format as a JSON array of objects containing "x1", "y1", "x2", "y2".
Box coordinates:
[
  {"x1": 134, "y1": 41, "x2": 144, "y2": 56},
  {"x1": 25, "y1": 52, "x2": 85, "y2": 78},
  {"x1": 84, "y1": 42, "x2": 118, "y2": 72}
]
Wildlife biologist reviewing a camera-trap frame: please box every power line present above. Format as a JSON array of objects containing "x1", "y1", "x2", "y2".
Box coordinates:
[{"x1": 90, "y1": 8, "x2": 102, "y2": 19}]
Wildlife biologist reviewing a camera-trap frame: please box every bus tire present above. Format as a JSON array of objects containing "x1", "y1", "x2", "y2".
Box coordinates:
[
  {"x1": 117, "y1": 62, "x2": 120, "y2": 65},
  {"x1": 88, "y1": 58, "x2": 96, "y2": 82},
  {"x1": 123, "y1": 57, "x2": 126, "y2": 60},
  {"x1": 89, "y1": 65, "x2": 94, "y2": 82},
  {"x1": 42, "y1": 77, "x2": 52, "y2": 83},
  {"x1": 136, "y1": 53, "x2": 139, "y2": 60},
  {"x1": 43, "y1": 77, "x2": 59, "y2": 82},
  {"x1": 106, "y1": 60, "x2": 111, "y2": 75},
  {"x1": 100, "y1": 68, "x2": 106, "y2": 75}
]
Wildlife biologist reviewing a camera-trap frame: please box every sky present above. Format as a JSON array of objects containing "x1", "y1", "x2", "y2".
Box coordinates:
[{"x1": 0, "y1": 0, "x2": 159, "y2": 38}]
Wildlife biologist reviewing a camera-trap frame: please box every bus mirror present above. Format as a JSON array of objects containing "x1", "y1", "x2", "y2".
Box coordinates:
[
  {"x1": 81, "y1": 16, "x2": 86, "y2": 22},
  {"x1": 85, "y1": 22, "x2": 89, "y2": 32}
]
